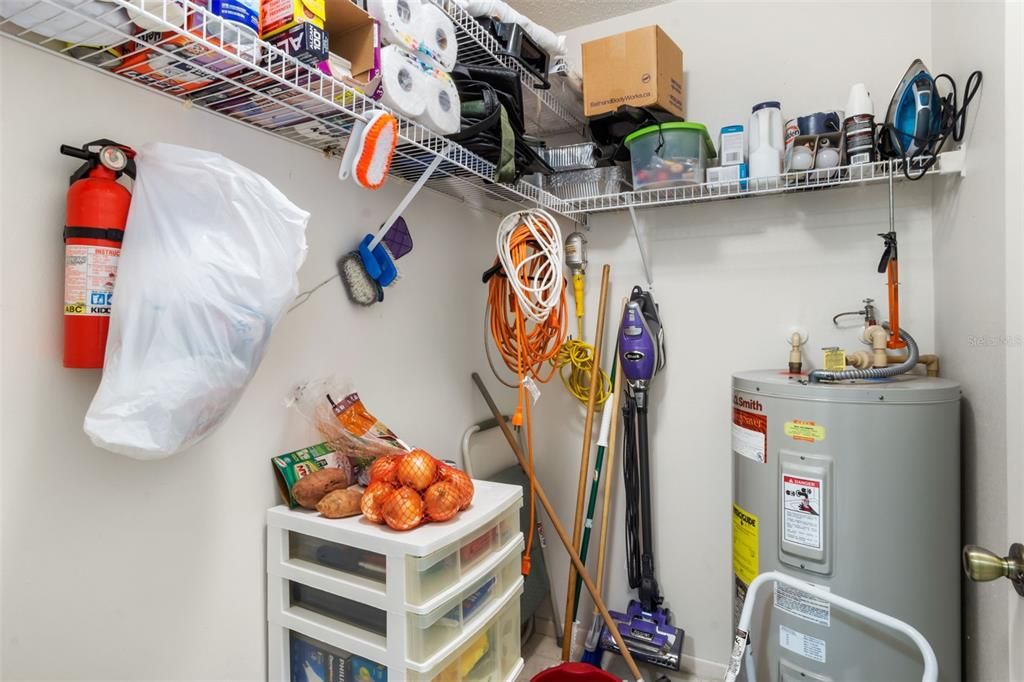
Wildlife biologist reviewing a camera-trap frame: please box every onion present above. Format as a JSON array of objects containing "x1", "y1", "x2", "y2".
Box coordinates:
[
  {"x1": 360, "y1": 481, "x2": 394, "y2": 524},
  {"x1": 423, "y1": 481, "x2": 460, "y2": 522},
  {"x1": 368, "y1": 455, "x2": 399, "y2": 485},
  {"x1": 397, "y1": 450, "x2": 438, "y2": 491},
  {"x1": 442, "y1": 467, "x2": 474, "y2": 510},
  {"x1": 382, "y1": 486, "x2": 425, "y2": 531}
]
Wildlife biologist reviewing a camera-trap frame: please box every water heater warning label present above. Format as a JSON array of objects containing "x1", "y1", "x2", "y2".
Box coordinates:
[
  {"x1": 732, "y1": 503, "x2": 759, "y2": 585},
  {"x1": 783, "y1": 475, "x2": 823, "y2": 550},
  {"x1": 779, "y1": 625, "x2": 826, "y2": 663},
  {"x1": 732, "y1": 408, "x2": 767, "y2": 463},
  {"x1": 775, "y1": 581, "x2": 830, "y2": 627}
]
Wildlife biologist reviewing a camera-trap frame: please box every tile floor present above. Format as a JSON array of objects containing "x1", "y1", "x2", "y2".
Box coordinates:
[{"x1": 519, "y1": 631, "x2": 563, "y2": 680}]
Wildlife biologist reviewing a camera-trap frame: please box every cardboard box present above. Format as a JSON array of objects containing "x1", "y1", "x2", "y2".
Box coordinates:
[
  {"x1": 323, "y1": 0, "x2": 382, "y2": 98},
  {"x1": 582, "y1": 25, "x2": 684, "y2": 118},
  {"x1": 267, "y1": 21, "x2": 329, "y2": 66},
  {"x1": 261, "y1": 0, "x2": 325, "y2": 39}
]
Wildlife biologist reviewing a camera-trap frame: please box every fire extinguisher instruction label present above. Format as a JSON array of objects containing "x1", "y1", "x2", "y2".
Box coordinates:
[
  {"x1": 732, "y1": 407, "x2": 767, "y2": 463},
  {"x1": 779, "y1": 625, "x2": 826, "y2": 663},
  {"x1": 64, "y1": 245, "x2": 118, "y2": 316},
  {"x1": 783, "y1": 475, "x2": 823, "y2": 550}
]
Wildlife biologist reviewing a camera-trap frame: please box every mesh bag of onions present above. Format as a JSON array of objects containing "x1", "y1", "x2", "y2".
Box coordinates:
[{"x1": 360, "y1": 449, "x2": 475, "y2": 531}]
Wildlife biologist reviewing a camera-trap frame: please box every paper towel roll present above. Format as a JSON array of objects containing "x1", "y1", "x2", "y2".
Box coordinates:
[
  {"x1": 379, "y1": 45, "x2": 429, "y2": 119},
  {"x1": 367, "y1": 0, "x2": 422, "y2": 52},
  {"x1": 421, "y1": 3, "x2": 457, "y2": 71},
  {"x1": 423, "y1": 68, "x2": 461, "y2": 135}
]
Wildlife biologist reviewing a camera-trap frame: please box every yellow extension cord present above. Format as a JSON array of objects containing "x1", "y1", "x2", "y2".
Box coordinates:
[{"x1": 555, "y1": 272, "x2": 612, "y2": 404}]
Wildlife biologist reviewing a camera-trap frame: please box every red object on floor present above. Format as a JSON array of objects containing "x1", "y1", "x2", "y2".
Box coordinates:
[{"x1": 531, "y1": 663, "x2": 619, "y2": 681}]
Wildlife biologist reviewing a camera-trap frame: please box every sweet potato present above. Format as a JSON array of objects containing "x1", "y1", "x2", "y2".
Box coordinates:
[
  {"x1": 290, "y1": 468, "x2": 351, "y2": 509},
  {"x1": 316, "y1": 487, "x2": 364, "y2": 519}
]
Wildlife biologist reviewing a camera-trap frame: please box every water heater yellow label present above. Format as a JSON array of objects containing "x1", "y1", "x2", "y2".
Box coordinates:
[
  {"x1": 784, "y1": 420, "x2": 826, "y2": 443},
  {"x1": 732, "y1": 503, "x2": 759, "y2": 585}
]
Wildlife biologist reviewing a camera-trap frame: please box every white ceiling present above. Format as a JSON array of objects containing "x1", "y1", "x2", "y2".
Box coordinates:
[{"x1": 506, "y1": 0, "x2": 675, "y2": 32}]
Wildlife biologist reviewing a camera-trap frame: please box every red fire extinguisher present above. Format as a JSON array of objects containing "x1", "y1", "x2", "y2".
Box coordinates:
[{"x1": 61, "y1": 139, "x2": 136, "y2": 369}]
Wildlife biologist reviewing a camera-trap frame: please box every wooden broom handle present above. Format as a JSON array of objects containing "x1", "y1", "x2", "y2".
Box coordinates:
[
  {"x1": 563, "y1": 264, "x2": 611, "y2": 659},
  {"x1": 471, "y1": 372, "x2": 645, "y2": 682}
]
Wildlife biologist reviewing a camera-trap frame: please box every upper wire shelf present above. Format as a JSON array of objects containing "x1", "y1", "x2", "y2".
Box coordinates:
[
  {"x1": 0, "y1": 0, "x2": 566, "y2": 217},
  {"x1": 427, "y1": 0, "x2": 585, "y2": 138},
  {"x1": 557, "y1": 154, "x2": 963, "y2": 217}
]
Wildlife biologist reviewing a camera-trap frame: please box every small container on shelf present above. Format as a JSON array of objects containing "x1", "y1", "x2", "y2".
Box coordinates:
[{"x1": 625, "y1": 122, "x2": 716, "y2": 189}]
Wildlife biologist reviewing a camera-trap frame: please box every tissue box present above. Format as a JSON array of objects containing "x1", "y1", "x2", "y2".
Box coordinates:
[
  {"x1": 261, "y1": 0, "x2": 325, "y2": 39},
  {"x1": 268, "y1": 22, "x2": 329, "y2": 65},
  {"x1": 706, "y1": 164, "x2": 748, "y2": 192}
]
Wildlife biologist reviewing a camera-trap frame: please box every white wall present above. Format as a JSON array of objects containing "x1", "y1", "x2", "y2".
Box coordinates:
[
  {"x1": 931, "y1": 2, "x2": 1013, "y2": 680},
  {"x1": 534, "y1": 2, "x2": 938, "y2": 675},
  {"x1": 0, "y1": 40, "x2": 497, "y2": 681}
]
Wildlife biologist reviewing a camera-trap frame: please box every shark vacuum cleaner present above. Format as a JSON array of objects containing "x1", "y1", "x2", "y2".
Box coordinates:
[{"x1": 599, "y1": 286, "x2": 683, "y2": 671}]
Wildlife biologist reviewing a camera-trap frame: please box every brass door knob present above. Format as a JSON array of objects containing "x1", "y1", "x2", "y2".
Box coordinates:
[{"x1": 962, "y1": 543, "x2": 1024, "y2": 596}]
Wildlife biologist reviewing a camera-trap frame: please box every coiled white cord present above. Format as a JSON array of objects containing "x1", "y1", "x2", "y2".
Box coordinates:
[{"x1": 496, "y1": 208, "x2": 564, "y2": 323}]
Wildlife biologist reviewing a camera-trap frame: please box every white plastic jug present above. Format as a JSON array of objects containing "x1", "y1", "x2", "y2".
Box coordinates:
[{"x1": 748, "y1": 101, "x2": 783, "y2": 181}]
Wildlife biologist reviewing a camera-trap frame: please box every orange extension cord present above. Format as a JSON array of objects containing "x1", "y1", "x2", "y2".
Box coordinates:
[{"x1": 486, "y1": 211, "x2": 567, "y2": 576}]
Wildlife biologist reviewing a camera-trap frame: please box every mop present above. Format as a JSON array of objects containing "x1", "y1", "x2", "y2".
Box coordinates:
[{"x1": 599, "y1": 286, "x2": 684, "y2": 671}]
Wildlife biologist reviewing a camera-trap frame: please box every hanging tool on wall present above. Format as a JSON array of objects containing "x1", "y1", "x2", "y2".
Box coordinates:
[
  {"x1": 600, "y1": 286, "x2": 683, "y2": 671},
  {"x1": 60, "y1": 139, "x2": 136, "y2": 369},
  {"x1": 556, "y1": 230, "x2": 612, "y2": 404},
  {"x1": 339, "y1": 144, "x2": 448, "y2": 306},
  {"x1": 483, "y1": 208, "x2": 568, "y2": 577},
  {"x1": 877, "y1": 165, "x2": 905, "y2": 348}
]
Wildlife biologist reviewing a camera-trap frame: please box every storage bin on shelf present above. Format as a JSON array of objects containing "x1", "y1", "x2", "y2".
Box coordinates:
[
  {"x1": 625, "y1": 122, "x2": 716, "y2": 189},
  {"x1": 266, "y1": 479, "x2": 524, "y2": 681}
]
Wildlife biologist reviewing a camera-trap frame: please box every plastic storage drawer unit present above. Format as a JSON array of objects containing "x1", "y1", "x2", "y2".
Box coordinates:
[{"x1": 267, "y1": 480, "x2": 524, "y2": 681}]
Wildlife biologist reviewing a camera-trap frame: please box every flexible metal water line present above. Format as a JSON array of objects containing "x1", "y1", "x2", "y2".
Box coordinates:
[{"x1": 808, "y1": 327, "x2": 919, "y2": 383}]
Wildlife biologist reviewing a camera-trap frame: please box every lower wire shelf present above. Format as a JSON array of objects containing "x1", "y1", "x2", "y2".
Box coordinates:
[
  {"x1": 558, "y1": 153, "x2": 963, "y2": 217},
  {"x1": 0, "y1": 0, "x2": 565, "y2": 217}
]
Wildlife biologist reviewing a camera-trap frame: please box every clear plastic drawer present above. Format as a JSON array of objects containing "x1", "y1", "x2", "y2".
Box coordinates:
[
  {"x1": 408, "y1": 587, "x2": 522, "y2": 682},
  {"x1": 406, "y1": 508, "x2": 519, "y2": 606},
  {"x1": 406, "y1": 547, "x2": 521, "y2": 663}
]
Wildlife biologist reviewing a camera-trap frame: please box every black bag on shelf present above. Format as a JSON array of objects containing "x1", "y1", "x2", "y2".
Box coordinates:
[
  {"x1": 448, "y1": 63, "x2": 552, "y2": 182},
  {"x1": 588, "y1": 105, "x2": 685, "y2": 164}
]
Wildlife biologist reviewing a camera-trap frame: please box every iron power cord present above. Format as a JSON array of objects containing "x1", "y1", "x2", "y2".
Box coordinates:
[{"x1": 880, "y1": 70, "x2": 983, "y2": 180}]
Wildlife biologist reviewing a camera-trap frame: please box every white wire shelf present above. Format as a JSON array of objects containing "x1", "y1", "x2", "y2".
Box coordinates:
[
  {"x1": 0, "y1": 0, "x2": 567, "y2": 217},
  {"x1": 558, "y1": 154, "x2": 963, "y2": 217},
  {"x1": 428, "y1": 0, "x2": 585, "y2": 138}
]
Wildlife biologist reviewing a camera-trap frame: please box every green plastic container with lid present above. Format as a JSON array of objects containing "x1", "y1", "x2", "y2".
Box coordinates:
[{"x1": 624, "y1": 122, "x2": 716, "y2": 189}]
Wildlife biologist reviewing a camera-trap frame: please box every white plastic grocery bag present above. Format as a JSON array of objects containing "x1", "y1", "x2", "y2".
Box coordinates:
[{"x1": 84, "y1": 143, "x2": 309, "y2": 459}]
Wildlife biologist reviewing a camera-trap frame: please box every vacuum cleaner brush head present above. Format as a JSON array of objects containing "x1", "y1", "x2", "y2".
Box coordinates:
[{"x1": 599, "y1": 600, "x2": 683, "y2": 671}]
